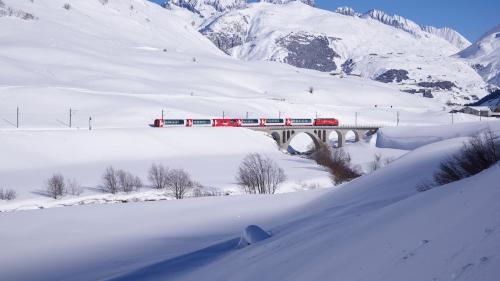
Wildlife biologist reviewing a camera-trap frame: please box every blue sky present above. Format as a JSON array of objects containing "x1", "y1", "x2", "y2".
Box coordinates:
[{"x1": 150, "y1": 0, "x2": 499, "y2": 41}]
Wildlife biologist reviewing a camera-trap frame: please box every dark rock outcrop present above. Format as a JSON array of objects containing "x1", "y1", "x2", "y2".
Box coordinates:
[
  {"x1": 417, "y1": 81, "x2": 456, "y2": 90},
  {"x1": 375, "y1": 69, "x2": 409, "y2": 83},
  {"x1": 276, "y1": 32, "x2": 339, "y2": 72},
  {"x1": 341, "y1": 59, "x2": 355, "y2": 74}
]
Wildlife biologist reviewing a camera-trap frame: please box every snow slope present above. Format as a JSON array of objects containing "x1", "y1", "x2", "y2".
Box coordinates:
[
  {"x1": 200, "y1": 2, "x2": 486, "y2": 102},
  {"x1": 457, "y1": 24, "x2": 500, "y2": 87},
  {"x1": 0, "y1": 0, "x2": 496, "y2": 207},
  {"x1": 1, "y1": 121, "x2": 499, "y2": 281}
]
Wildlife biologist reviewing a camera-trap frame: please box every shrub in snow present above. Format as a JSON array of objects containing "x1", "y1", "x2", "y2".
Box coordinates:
[
  {"x1": 0, "y1": 188, "x2": 17, "y2": 201},
  {"x1": 167, "y1": 169, "x2": 194, "y2": 199},
  {"x1": 236, "y1": 153, "x2": 286, "y2": 194},
  {"x1": 418, "y1": 129, "x2": 499, "y2": 192},
  {"x1": 369, "y1": 153, "x2": 383, "y2": 172},
  {"x1": 310, "y1": 144, "x2": 360, "y2": 185},
  {"x1": 308, "y1": 86, "x2": 314, "y2": 94},
  {"x1": 434, "y1": 129, "x2": 499, "y2": 186},
  {"x1": 98, "y1": 0, "x2": 108, "y2": 5},
  {"x1": 148, "y1": 163, "x2": 169, "y2": 189},
  {"x1": 46, "y1": 173, "x2": 65, "y2": 199},
  {"x1": 66, "y1": 178, "x2": 83, "y2": 196},
  {"x1": 238, "y1": 225, "x2": 271, "y2": 247},
  {"x1": 63, "y1": 3, "x2": 71, "y2": 10}
]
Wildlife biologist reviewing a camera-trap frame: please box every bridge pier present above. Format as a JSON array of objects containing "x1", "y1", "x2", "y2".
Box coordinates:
[{"x1": 250, "y1": 126, "x2": 380, "y2": 152}]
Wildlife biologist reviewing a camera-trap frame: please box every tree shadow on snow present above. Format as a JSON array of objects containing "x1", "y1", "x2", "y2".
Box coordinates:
[{"x1": 107, "y1": 238, "x2": 240, "y2": 281}]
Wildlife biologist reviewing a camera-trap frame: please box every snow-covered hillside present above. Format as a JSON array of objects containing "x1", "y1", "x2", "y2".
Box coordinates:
[
  {"x1": 198, "y1": 2, "x2": 485, "y2": 102},
  {"x1": 457, "y1": 24, "x2": 500, "y2": 87},
  {"x1": 0, "y1": 0, "x2": 496, "y2": 206},
  {"x1": 1, "y1": 121, "x2": 499, "y2": 281}
]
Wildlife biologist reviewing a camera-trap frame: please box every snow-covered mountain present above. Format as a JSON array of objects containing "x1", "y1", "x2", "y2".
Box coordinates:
[
  {"x1": 198, "y1": 2, "x2": 485, "y2": 103},
  {"x1": 167, "y1": 0, "x2": 246, "y2": 17},
  {"x1": 422, "y1": 26, "x2": 471, "y2": 50},
  {"x1": 359, "y1": 9, "x2": 471, "y2": 49},
  {"x1": 457, "y1": 24, "x2": 500, "y2": 87}
]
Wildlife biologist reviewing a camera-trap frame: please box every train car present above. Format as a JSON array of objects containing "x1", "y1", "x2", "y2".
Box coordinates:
[
  {"x1": 314, "y1": 118, "x2": 339, "y2": 126},
  {"x1": 186, "y1": 119, "x2": 212, "y2": 127},
  {"x1": 240, "y1": 119, "x2": 261, "y2": 127},
  {"x1": 287, "y1": 118, "x2": 314, "y2": 126},
  {"x1": 156, "y1": 119, "x2": 186, "y2": 127},
  {"x1": 261, "y1": 118, "x2": 286, "y2": 126},
  {"x1": 154, "y1": 119, "x2": 163, "y2": 127},
  {"x1": 212, "y1": 118, "x2": 242, "y2": 127}
]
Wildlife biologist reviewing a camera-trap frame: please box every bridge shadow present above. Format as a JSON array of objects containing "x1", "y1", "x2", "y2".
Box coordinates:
[{"x1": 106, "y1": 238, "x2": 240, "y2": 281}]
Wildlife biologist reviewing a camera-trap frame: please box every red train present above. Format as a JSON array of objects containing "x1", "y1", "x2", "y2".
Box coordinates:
[{"x1": 153, "y1": 118, "x2": 339, "y2": 128}]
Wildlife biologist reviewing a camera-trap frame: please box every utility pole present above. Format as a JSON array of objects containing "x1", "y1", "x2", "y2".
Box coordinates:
[
  {"x1": 278, "y1": 111, "x2": 281, "y2": 119},
  {"x1": 89, "y1": 116, "x2": 92, "y2": 130},
  {"x1": 16, "y1": 107, "x2": 19, "y2": 128},
  {"x1": 245, "y1": 111, "x2": 249, "y2": 119},
  {"x1": 69, "y1": 108, "x2": 72, "y2": 128},
  {"x1": 355, "y1": 112, "x2": 358, "y2": 126},
  {"x1": 451, "y1": 112, "x2": 454, "y2": 124},
  {"x1": 396, "y1": 111, "x2": 400, "y2": 126},
  {"x1": 161, "y1": 109, "x2": 164, "y2": 120},
  {"x1": 315, "y1": 111, "x2": 318, "y2": 119},
  {"x1": 222, "y1": 111, "x2": 225, "y2": 119}
]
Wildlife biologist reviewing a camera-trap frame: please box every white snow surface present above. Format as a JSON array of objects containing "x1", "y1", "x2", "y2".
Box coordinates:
[
  {"x1": 1, "y1": 2, "x2": 500, "y2": 280},
  {"x1": 1, "y1": 121, "x2": 499, "y2": 281}
]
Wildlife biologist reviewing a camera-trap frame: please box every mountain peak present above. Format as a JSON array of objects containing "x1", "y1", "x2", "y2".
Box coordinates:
[
  {"x1": 361, "y1": 9, "x2": 422, "y2": 36},
  {"x1": 334, "y1": 6, "x2": 359, "y2": 17},
  {"x1": 260, "y1": 0, "x2": 315, "y2": 7},
  {"x1": 168, "y1": 0, "x2": 247, "y2": 15}
]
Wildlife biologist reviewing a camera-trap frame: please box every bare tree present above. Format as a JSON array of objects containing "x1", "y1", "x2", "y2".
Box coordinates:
[
  {"x1": 148, "y1": 163, "x2": 169, "y2": 189},
  {"x1": 66, "y1": 178, "x2": 83, "y2": 196},
  {"x1": 0, "y1": 188, "x2": 17, "y2": 200},
  {"x1": 46, "y1": 173, "x2": 65, "y2": 199},
  {"x1": 167, "y1": 169, "x2": 194, "y2": 199},
  {"x1": 102, "y1": 166, "x2": 119, "y2": 194},
  {"x1": 236, "y1": 153, "x2": 286, "y2": 194},
  {"x1": 118, "y1": 170, "x2": 142, "y2": 193}
]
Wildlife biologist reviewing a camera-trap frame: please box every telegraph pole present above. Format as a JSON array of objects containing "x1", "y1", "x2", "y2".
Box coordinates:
[
  {"x1": 222, "y1": 111, "x2": 225, "y2": 119},
  {"x1": 451, "y1": 112, "x2": 454, "y2": 124},
  {"x1": 16, "y1": 107, "x2": 19, "y2": 128},
  {"x1": 69, "y1": 108, "x2": 72, "y2": 128},
  {"x1": 396, "y1": 111, "x2": 400, "y2": 126},
  {"x1": 161, "y1": 109, "x2": 164, "y2": 120},
  {"x1": 355, "y1": 112, "x2": 358, "y2": 126},
  {"x1": 89, "y1": 116, "x2": 92, "y2": 130},
  {"x1": 246, "y1": 111, "x2": 249, "y2": 119}
]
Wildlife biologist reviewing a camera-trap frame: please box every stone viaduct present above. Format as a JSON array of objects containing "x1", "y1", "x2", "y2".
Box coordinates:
[{"x1": 249, "y1": 125, "x2": 380, "y2": 151}]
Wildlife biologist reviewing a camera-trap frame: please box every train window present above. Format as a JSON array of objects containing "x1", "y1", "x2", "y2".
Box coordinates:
[
  {"x1": 242, "y1": 119, "x2": 259, "y2": 124},
  {"x1": 164, "y1": 119, "x2": 184, "y2": 125},
  {"x1": 193, "y1": 119, "x2": 211, "y2": 125},
  {"x1": 266, "y1": 119, "x2": 284, "y2": 123},
  {"x1": 292, "y1": 119, "x2": 312, "y2": 123}
]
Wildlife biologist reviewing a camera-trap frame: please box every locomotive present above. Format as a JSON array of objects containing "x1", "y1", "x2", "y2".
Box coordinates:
[{"x1": 153, "y1": 117, "x2": 339, "y2": 127}]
